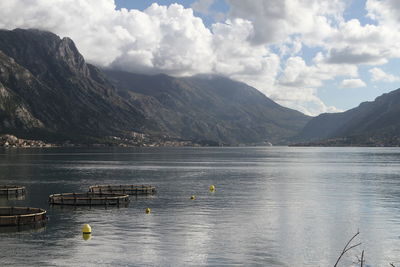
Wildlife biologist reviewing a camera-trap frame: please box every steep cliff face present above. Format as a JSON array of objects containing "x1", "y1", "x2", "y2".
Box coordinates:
[
  {"x1": 0, "y1": 29, "x2": 144, "y2": 140},
  {"x1": 0, "y1": 50, "x2": 45, "y2": 131},
  {"x1": 0, "y1": 28, "x2": 311, "y2": 145}
]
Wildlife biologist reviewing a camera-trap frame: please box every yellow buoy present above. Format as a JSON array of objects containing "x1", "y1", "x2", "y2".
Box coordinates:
[
  {"x1": 209, "y1": 185, "x2": 215, "y2": 191},
  {"x1": 146, "y1": 208, "x2": 151, "y2": 214},
  {"x1": 82, "y1": 233, "x2": 91, "y2": 241},
  {"x1": 82, "y1": 224, "x2": 91, "y2": 234},
  {"x1": 190, "y1": 195, "x2": 196, "y2": 200}
]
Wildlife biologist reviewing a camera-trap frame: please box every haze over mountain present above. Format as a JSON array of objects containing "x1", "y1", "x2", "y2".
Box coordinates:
[
  {"x1": 0, "y1": 28, "x2": 310, "y2": 145},
  {"x1": 296, "y1": 89, "x2": 400, "y2": 146},
  {"x1": 104, "y1": 70, "x2": 310, "y2": 144}
]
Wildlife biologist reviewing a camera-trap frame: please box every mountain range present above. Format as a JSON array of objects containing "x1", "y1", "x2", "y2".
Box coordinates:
[
  {"x1": 104, "y1": 70, "x2": 311, "y2": 144},
  {"x1": 0, "y1": 29, "x2": 147, "y2": 143},
  {"x1": 0, "y1": 28, "x2": 310, "y2": 145},
  {"x1": 1, "y1": 28, "x2": 399, "y2": 146},
  {"x1": 295, "y1": 88, "x2": 400, "y2": 146}
]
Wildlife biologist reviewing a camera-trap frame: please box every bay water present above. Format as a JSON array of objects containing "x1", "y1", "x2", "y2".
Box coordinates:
[{"x1": 1, "y1": 147, "x2": 400, "y2": 266}]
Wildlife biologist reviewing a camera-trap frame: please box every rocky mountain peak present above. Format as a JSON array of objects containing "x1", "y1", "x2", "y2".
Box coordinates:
[
  {"x1": 0, "y1": 28, "x2": 144, "y2": 141},
  {"x1": 0, "y1": 28, "x2": 311, "y2": 145},
  {"x1": 56, "y1": 37, "x2": 90, "y2": 76},
  {"x1": 0, "y1": 29, "x2": 92, "y2": 81}
]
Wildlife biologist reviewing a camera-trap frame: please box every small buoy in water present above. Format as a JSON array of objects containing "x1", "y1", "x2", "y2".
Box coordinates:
[
  {"x1": 82, "y1": 233, "x2": 91, "y2": 241},
  {"x1": 190, "y1": 195, "x2": 196, "y2": 200},
  {"x1": 146, "y1": 208, "x2": 151, "y2": 214},
  {"x1": 82, "y1": 224, "x2": 91, "y2": 234},
  {"x1": 209, "y1": 185, "x2": 215, "y2": 191}
]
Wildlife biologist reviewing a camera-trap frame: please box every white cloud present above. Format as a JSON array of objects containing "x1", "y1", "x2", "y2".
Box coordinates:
[
  {"x1": 271, "y1": 54, "x2": 357, "y2": 115},
  {"x1": 211, "y1": 19, "x2": 280, "y2": 83},
  {"x1": 324, "y1": 19, "x2": 400, "y2": 65},
  {"x1": 369, "y1": 67, "x2": 400, "y2": 82},
  {"x1": 191, "y1": 0, "x2": 226, "y2": 22},
  {"x1": 0, "y1": 0, "x2": 288, "y2": 110},
  {"x1": 366, "y1": 0, "x2": 400, "y2": 26},
  {"x1": 273, "y1": 89, "x2": 343, "y2": 115},
  {"x1": 2, "y1": 0, "x2": 400, "y2": 115},
  {"x1": 0, "y1": 1, "x2": 216, "y2": 75},
  {"x1": 110, "y1": 4, "x2": 215, "y2": 76},
  {"x1": 340, "y1": 79, "x2": 367, "y2": 88},
  {"x1": 279, "y1": 54, "x2": 358, "y2": 87},
  {"x1": 191, "y1": 0, "x2": 214, "y2": 15},
  {"x1": 278, "y1": 37, "x2": 303, "y2": 57},
  {"x1": 226, "y1": 0, "x2": 345, "y2": 45}
]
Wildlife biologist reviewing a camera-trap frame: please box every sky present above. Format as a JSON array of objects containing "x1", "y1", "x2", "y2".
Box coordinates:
[{"x1": 1, "y1": 0, "x2": 400, "y2": 116}]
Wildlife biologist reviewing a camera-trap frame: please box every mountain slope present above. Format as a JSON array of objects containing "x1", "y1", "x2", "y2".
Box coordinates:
[
  {"x1": 104, "y1": 71, "x2": 311, "y2": 144},
  {"x1": 0, "y1": 28, "x2": 311, "y2": 145},
  {"x1": 0, "y1": 28, "x2": 144, "y2": 140},
  {"x1": 297, "y1": 88, "x2": 400, "y2": 145},
  {"x1": 0, "y1": 50, "x2": 44, "y2": 132}
]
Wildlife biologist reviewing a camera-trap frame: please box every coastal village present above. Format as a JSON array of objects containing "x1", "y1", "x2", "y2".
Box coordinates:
[
  {"x1": 0, "y1": 134, "x2": 54, "y2": 148},
  {"x1": 0, "y1": 134, "x2": 199, "y2": 148}
]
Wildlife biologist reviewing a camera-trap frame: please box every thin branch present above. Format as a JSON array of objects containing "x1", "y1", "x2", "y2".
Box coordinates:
[
  {"x1": 343, "y1": 243, "x2": 362, "y2": 255},
  {"x1": 390, "y1": 264, "x2": 395, "y2": 267},
  {"x1": 334, "y1": 231, "x2": 361, "y2": 267},
  {"x1": 353, "y1": 249, "x2": 365, "y2": 266},
  {"x1": 343, "y1": 232, "x2": 360, "y2": 252},
  {"x1": 360, "y1": 250, "x2": 364, "y2": 267}
]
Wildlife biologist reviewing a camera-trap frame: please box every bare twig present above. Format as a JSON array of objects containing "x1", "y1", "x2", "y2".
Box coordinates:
[
  {"x1": 360, "y1": 250, "x2": 364, "y2": 267},
  {"x1": 343, "y1": 242, "x2": 362, "y2": 254},
  {"x1": 390, "y1": 264, "x2": 395, "y2": 267},
  {"x1": 334, "y1": 231, "x2": 361, "y2": 267},
  {"x1": 354, "y1": 250, "x2": 365, "y2": 266}
]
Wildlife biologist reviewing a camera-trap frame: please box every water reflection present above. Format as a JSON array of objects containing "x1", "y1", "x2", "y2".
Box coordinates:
[
  {"x1": 0, "y1": 194, "x2": 25, "y2": 205},
  {"x1": 1, "y1": 147, "x2": 400, "y2": 266},
  {"x1": 0, "y1": 222, "x2": 46, "y2": 234}
]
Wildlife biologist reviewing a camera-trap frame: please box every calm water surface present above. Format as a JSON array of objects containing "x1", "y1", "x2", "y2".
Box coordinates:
[{"x1": 1, "y1": 147, "x2": 400, "y2": 266}]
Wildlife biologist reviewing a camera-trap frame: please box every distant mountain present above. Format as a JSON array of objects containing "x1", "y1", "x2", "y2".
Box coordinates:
[
  {"x1": 104, "y1": 71, "x2": 311, "y2": 144},
  {"x1": 296, "y1": 89, "x2": 400, "y2": 146},
  {"x1": 0, "y1": 28, "x2": 310, "y2": 145},
  {"x1": 0, "y1": 28, "x2": 145, "y2": 141}
]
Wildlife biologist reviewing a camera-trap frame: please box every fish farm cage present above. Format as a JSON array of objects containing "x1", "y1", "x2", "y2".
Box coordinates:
[
  {"x1": 0, "y1": 207, "x2": 47, "y2": 227},
  {"x1": 88, "y1": 185, "x2": 156, "y2": 195},
  {"x1": 0, "y1": 185, "x2": 26, "y2": 197},
  {"x1": 48, "y1": 192, "x2": 130, "y2": 206}
]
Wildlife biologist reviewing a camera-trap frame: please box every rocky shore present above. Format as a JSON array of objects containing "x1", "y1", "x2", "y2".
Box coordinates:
[
  {"x1": 0, "y1": 134, "x2": 216, "y2": 148},
  {"x1": 0, "y1": 134, "x2": 55, "y2": 148}
]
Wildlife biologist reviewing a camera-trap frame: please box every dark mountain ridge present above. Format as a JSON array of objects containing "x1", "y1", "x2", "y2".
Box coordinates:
[
  {"x1": 104, "y1": 70, "x2": 310, "y2": 144},
  {"x1": 0, "y1": 28, "x2": 146, "y2": 140},
  {"x1": 0, "y1": 28, "x2": 310, "y2": 145},
  {"x1": 296, "y1": 89, "x2": 400, "y2": 146}
]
